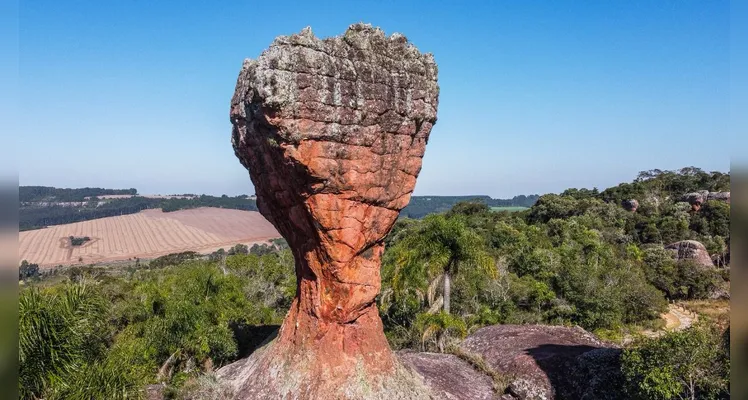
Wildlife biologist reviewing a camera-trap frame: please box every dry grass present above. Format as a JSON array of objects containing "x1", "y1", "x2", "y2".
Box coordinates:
[
  {"x1": 447, "y1": 344, "x2": 513, "y2": 395},
  {"x1": 681, "y1": 299, "x2": 730, "y2": 329},
  {"x1": 19, "y1": 207, "x2": 280, "y2": 267}
]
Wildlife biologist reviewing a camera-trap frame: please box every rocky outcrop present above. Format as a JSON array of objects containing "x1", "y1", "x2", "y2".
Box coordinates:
[
  {"x1": 683, "y1": 191, "x2": 707, "y2": 210},
  {"x1": 621, "y1": 199, "x2": 639, "y2": 212},
  {"x1": 683, "y1": 190, "x2": 730, "y2": 210},
  {"x1": 459, "y1": 325, "x2": 621, "y2": 400},
  {"x1": 398, "y1": 351, "x2": 496, "y2": 400},
  {"x1": 708, "y1": 191, "x2": 731, "y2": 203},
  {"x1": 665, "y1": 240, "x2": 714, "y2": 268},
  {"x1": 220, "y1": 23, "x2": 439, "y2": 399}
]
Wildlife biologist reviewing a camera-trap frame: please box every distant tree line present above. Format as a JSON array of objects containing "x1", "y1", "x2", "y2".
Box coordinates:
[
  {"x1": 400, "y1": 195, "x2": 539, "y2": 219},
  {"x1": 159, "y1": 194, "x2": 259, "y2": 212},
  {"x1": 20, "y1": 186, "x2": 137, "y2": 202},
  {"x1": 20, "y1": 192, "x2": 259, "y2": 231},
  {"x1": 20, "y1": 197, "x2": 163, "y2": 230}
]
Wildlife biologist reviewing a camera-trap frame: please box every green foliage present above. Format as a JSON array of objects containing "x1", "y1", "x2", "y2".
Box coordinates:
[
  {"x1": 19, "y1": 260, "x2": 40, "y2": 281},
  {"x1": 19, "y1": 186, "x2": 137, "y2": 202},
  {"x1": 228, "y1": 243, "x2": 249, "y2": 255},
  {"x1": 69, "y1": 236, "x2": 91, "y2": 246},
  {"x1": 20, "y1": 248, "x2": 296, "y2": 398},
  {"x1": 641, "y1": 247, "x2": 722, "y2": 300},
  {"x1": 19, "y1": 167, "x2": 729, "y2": 397},
  {"x1": 19, "y1": 283, "x2": 143, "y2": 399},
  {"x1": 149, "y1": 251, "x2": 201, "y2": 269},
  {"x1": 382, "y1": 166, "x2": 729, "y2": 347},
  {"x1": 383, "y1": 213, "x2": 496, "y2": 315},
  {"x1": 400, "y1": 195, "x2": 538, "y2": 218},
  {"x1": 413, "y1": 312, "x2": 468, "y2": 353},
  {"x1": 621, "y1": 324, "x2": 729, "y2": 400}
]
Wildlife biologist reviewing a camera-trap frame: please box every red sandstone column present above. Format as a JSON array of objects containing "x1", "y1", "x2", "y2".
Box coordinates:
[{"x1": 219, "y1": 23, "x2": 439, "y2": 399}]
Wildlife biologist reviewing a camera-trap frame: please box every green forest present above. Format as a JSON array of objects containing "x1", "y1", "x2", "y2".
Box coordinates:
[
  {"x1": 400, "y1": 194, "x2": 539, "y2": 218},
  {"x1": 19, "y1": 167, "x2": 730, "y2": 399},
  {"x1": 20, "y1": 186, "x2": 138, "y2": 202}
]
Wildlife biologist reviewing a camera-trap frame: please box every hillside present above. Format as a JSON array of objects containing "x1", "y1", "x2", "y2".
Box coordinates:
[
  {"x1": 19, "y1": 207, "x2": 280, "y2": 267},
  {"x1": 19, "y1": 188, "x2": 259, "y2": 231},
  {"x1": 19, "y1": 167, "x2": 730, "y2": 400}
]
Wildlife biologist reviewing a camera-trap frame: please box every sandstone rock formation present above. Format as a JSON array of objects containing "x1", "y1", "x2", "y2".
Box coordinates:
[
  {"x1": 683, "y1": 190, "x2": 730, "y2": 210},
  {"x1": 683, "y1": 192, "x2": 706, "y2": 210},
  {"x1": 708, "y1": 191, "x2": 731, "y2": 203},
  {"x1": 220, "y1": 23, "x2": 439, "y2": 399},
  {"x1": 460, "y1": 325, "x2": 620, "y2": 400},
  {"x1": 398, "y1": 351, "x2": 496, "y2": 400},
  {"x1": 665, "y1": 240, "x2": 714, "y2": 269},
  {"x1": 621, "y1": 199, "x2": 639, "y2": 212}
]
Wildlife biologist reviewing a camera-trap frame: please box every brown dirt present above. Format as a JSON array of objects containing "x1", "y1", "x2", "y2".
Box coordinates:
[{"x1": 18, "y1": 207, "x2": 280, "y2": 267}]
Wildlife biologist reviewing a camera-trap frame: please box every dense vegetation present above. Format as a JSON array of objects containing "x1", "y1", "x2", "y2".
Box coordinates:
[
  {"x1": 19, "y1": 168, "x2": 729, "y2": 399},
  {"x1": 401, "y1": 195, "x2": 539, "y2": 218}
]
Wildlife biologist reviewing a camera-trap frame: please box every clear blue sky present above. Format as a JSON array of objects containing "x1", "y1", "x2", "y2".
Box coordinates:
[{"x1": 16, "y1": 0, "x2": 731, "y2": 197}]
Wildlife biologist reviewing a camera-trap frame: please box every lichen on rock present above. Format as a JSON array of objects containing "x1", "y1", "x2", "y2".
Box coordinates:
[{"x1": 220, "y1": 23, "x2": 439, "y2": 399}]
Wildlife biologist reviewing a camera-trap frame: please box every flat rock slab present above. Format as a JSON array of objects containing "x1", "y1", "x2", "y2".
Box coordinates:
[
  {"x1": 460, "y1": 325, "x2": 618, "y2": 400},
  {"x1": 398, "y1": 351, "x2": 497, "y2": 400}
]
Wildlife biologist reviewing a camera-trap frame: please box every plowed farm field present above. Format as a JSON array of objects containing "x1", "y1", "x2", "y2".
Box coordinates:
[{"x1": 19, "y1": 207, "x2": 281, "y2": 267}]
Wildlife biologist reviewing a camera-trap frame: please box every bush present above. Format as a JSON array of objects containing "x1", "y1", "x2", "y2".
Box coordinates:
[
  {"x1": 149, "y1": 251, "x2": 200, "y2": 268},
  {"x1": 621, "y1": 324, "x2": 729, "y2": 400},
  {"x1": 18, "y1": 260, "x2": 40, "y2": 281}
]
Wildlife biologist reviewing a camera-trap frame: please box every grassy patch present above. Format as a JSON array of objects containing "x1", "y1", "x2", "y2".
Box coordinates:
[{"x1": 681, "y1": 299, "x2": 729, "y2": 328}]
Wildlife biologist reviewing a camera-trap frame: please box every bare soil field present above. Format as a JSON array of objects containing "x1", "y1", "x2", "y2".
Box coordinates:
[{"x1": 19, "y1": 207, "x2": 280, "y2": 267}]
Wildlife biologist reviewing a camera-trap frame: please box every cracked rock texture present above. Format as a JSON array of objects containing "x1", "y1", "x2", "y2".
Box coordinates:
[
  {"x1": 220, "y1": 23, "x2": 439, "y2": 399},
  {"x1": 460, "y1": 325, "x2": 620, "y2": 400}
]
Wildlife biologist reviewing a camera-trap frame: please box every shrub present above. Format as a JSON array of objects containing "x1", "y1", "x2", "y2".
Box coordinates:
[{"x1": 621, "y1": 324, "x2": 729, "y2": 400}]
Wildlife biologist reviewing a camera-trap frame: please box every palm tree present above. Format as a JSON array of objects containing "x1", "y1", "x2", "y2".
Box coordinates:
[
  {"x1": 415, "y1": 312, "x2": 467, "y2": 352},
  {"x1": 390, "y1": 214, "x2": 496, "y2": 314}
]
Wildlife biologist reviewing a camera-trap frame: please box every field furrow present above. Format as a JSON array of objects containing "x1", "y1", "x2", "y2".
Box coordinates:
[{"x1": 19, "y1": 207, "x2": 280, "y2": 267}]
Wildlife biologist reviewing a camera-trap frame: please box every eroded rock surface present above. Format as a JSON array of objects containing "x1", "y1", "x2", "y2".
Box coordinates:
[
  {"x1": 683, "y1": 190, "x2": 730, "y2": 210},
  {"x1": 398, "y1": 351, "x2": 497, "y2": 400},
  {"x1": 220, "y1": 23, "x2": 439, "y2": 399},
  {"x1": 708, "y1": 191, "x2": 731, "y2": 203},
  {"x1": 459, "y1": 325, "x2": 619, "y2": 400},
  {"x1": 665, "y1": 240, "x2": 714, "y2": 269}
]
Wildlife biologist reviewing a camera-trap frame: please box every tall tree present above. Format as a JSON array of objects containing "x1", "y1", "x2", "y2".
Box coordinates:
[{"x1": 390, "y1": 214, "x2": 495, "y2": 314}]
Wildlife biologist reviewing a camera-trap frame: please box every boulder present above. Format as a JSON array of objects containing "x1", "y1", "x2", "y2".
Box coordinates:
[
  {"x1": 683, "y1": 192, "x2": 705, "y2": 210},
  {"x1": 219, "y1": 23, "x2": 439, "y2": 399},
  {"x1": 665, "y1": 240, "x2": 714, "y2": 269},
  {"x1": 459, "y1": 325, "x2": 621, "y2": 400},
  {"x1": 621, "y1": 199, "x2": 639, "y2": 212}
]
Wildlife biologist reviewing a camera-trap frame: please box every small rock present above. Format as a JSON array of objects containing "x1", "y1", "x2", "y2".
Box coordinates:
[
  {"x1": 145, "y1": 384, "x2": 165, "y2": 400},
  {"x1": 621, "y1": 199, "x2": 639, "y2": 212}
]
